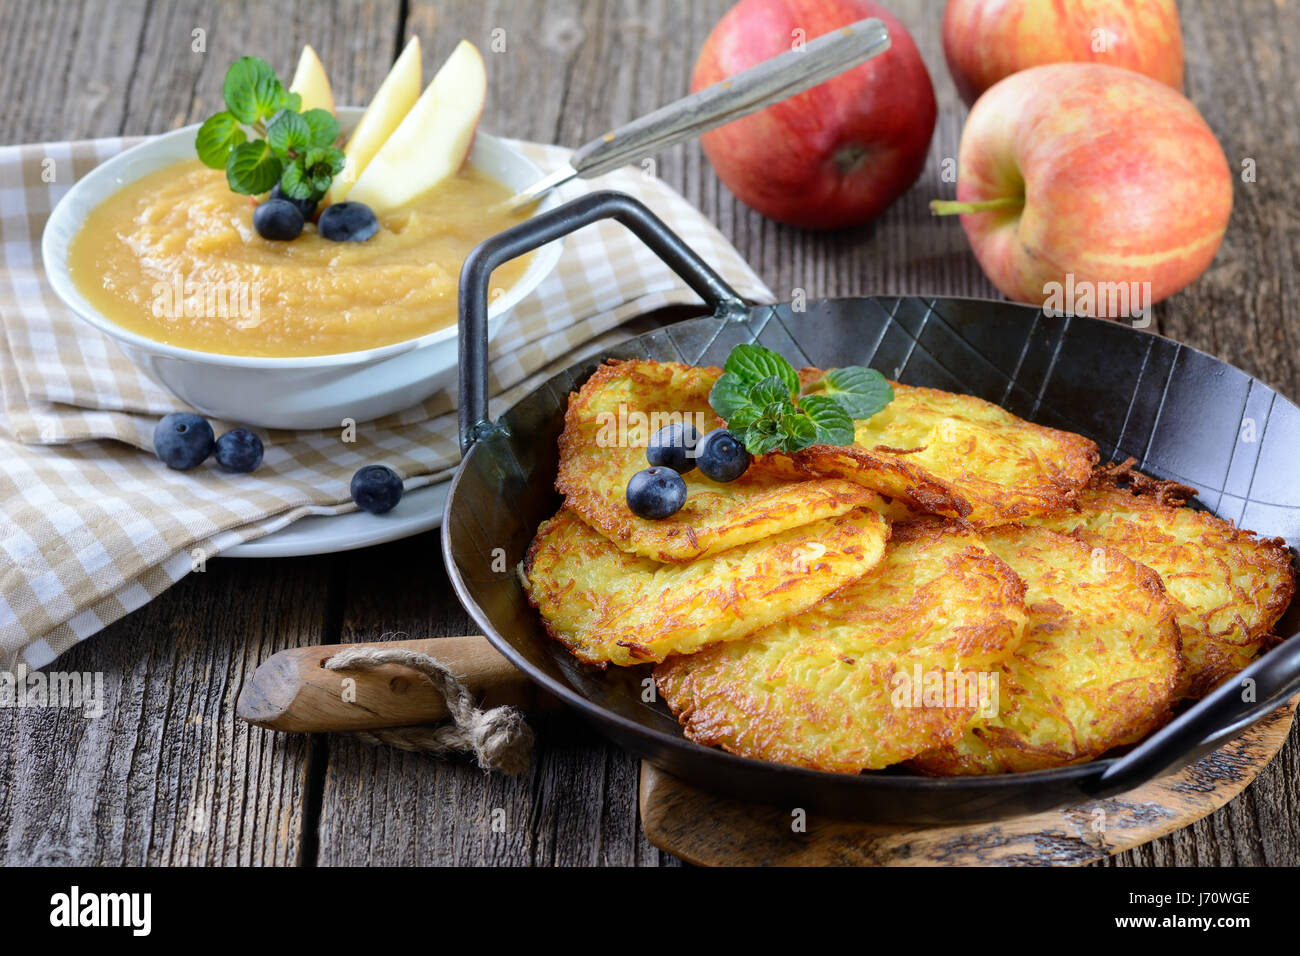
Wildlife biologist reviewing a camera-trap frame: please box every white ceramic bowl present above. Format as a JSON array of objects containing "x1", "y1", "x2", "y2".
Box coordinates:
[{"x1": 41, "y1": 107, "x2": 562, "y2": 429}]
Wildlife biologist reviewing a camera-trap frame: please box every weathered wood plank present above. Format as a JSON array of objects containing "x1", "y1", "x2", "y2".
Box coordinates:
[
  {"x1": 407, "y1": 0, "x2": 587, "y2": 145},
  {"x1": 119, "y1": 0, "x2": 402, "y2": 135},
  {"x1": 1157, "y1": 0, "x2": 1300, "y2": 398},
  {"x1": 0, "y1": 0, "x2": 403, "y2": 140},
  {"x1": 0, "y1": 0, "x2": 151, "y2": 141},
  {"x1": 0, "y1": 554, "x2": 337, "y2": 865}
]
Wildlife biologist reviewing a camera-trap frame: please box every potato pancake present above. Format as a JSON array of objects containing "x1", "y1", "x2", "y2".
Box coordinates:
[
  {"x1": 1029, "y1": 464, "x2": 1295, "y2": 698},
  {"x1": 910, "y1": 525, "x2": 1182, "y2": 776},
  {"x1": 654, "y1": 520, "x2": 1027, "y2": 773},
  {"x1": 781, "y1": 377, "x2": 1098, "y2": 525},
  {"x1": 522, "y1": 506, "x2": 888, "y2": 667},
  {"x1": 557, "y1": 360, "x2": 878, "y2": 562}
]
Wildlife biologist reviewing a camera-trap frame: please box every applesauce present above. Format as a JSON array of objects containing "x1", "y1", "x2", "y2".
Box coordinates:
[{"x1": 68, "y1": 159, "x2": 533, "y2": 357}]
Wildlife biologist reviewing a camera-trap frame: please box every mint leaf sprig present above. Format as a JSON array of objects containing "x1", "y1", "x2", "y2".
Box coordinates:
[
  {"x1": 708, "y1": 344, "x2": 893, "y2": 455},
  {"x1": 195, "y1": 57, "x2": 345, "y2": 201}
]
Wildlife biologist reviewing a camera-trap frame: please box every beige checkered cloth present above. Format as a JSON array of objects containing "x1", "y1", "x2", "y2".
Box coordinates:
[{"x1": 0, "y1": 137, "x2": 772, "y2": 668}]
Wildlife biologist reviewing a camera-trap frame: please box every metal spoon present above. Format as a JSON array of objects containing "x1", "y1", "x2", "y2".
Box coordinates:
[{"x1": 500, "y1": 17, "x2": 892, "y2": 212}]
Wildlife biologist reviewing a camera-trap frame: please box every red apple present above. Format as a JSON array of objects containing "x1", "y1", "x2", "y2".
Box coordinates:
[
  {"x1": 934, "y1": 63, "x2": 1231, "y2": 318},
  {"x1": 692, "y1": 0, "x2": 936, "y2": 230},
  {"x1": 942, "y1": 0, "x2": 1184, "y2": 107}
]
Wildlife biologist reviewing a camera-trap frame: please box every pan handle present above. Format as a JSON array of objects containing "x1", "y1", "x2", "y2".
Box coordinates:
[
  {"x1": 1089, "y1": 635, "x2": 1300, "y2": 795},
  {"x1": 457, "y1": 190, "x2": 748, "y2": 453}
]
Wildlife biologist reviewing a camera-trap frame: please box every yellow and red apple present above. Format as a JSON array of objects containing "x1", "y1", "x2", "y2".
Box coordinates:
[
  {"x1": 935, "y1": 63, "x2": 1231, "y2": 317},
  {"x1": 692, "y1": 0, "x2": 937, "y2": 230},
  {"x1": 942, "y1": 0, "x2": 1183, "y2": 107}
]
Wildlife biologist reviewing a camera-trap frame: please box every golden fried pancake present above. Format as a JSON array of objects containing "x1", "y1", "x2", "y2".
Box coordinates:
[
  {"x1": 557, "y1": 360, "x2": 881, "y2": 562},
  {"x1": 522, "y1": 506, "x2": 888, "y2": 667},
  {"x1": 780, "y1": 377, "x2": 1098, "y2": 525},
  {"x1": 910, "y1": 525, "x2": 1181, "y2": 776},
  {"x1": 654, "y1": 520, "x2": 1027, "y2": 773},
  {"x1": 1029, "y1": 465, "x2": 1295, "y2": 698}
]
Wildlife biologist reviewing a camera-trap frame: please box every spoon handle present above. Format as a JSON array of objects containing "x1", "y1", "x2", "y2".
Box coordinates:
[{"x1": 570, "y1": 17, "x2": 890, "y2": 180}]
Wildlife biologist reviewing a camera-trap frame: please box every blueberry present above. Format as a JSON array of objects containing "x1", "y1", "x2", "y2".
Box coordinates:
[
  {"x1": 253, "y1": 198, "x2": 304, "y2": 241},
  {"x1": 153, "y1": 412, "x2": 215, "y2": 470},
  {"x1": 350, "y1": 464, "x2": 403, "y2": 514},
  {"x1": 213, "y1": 428, "x2": 264, "y2": 473},
  {"x1": 626, "y1": 466, "x2": 687, "y2": 520},
  {"x1": 647, "y1": 422, "x2": 700, "y2": 474},
  {"x1": 318, "y1": 201, "x2": 379, "y2": 242},
  {"x1": 270, "y1": 183, "x2": 318, "y2": 220},
  {"x1": 696, "y1": 428, "x2": 751, "y2": 483}
]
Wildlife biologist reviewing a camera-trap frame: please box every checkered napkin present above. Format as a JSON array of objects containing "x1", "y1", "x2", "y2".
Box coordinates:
[{"x1": 0, "y1": 137, "x2": 773, "y2": 668}]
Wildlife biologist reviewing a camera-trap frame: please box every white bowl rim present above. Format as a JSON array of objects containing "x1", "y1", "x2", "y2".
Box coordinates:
[{"x1": 40, "y1": 111, "x2": 563, "y2": 370}]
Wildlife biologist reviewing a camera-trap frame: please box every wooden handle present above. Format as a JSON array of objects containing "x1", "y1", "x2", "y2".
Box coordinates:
[{"x1": 236, "y1": 635, "x2": 551, "y2": 733}]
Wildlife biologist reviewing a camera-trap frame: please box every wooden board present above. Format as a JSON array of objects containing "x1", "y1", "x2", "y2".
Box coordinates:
[{"x1": 640, "y1": 696, "x2": 1299, "y2": 867}]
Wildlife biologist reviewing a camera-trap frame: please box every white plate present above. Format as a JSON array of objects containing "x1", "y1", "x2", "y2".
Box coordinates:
[{"x1": 221, "y1": 480, "x2": 449, "y2": 558}]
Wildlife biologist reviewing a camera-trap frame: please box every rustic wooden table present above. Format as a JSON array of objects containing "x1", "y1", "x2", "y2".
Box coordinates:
[{"x1": 2, "y1": 0, "x2": 1297, "y2": 867}]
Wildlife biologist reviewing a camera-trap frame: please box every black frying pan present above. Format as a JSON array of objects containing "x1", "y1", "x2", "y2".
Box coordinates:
[{"x1": 443, "y1": 191, "x2": 1300, "y2": 824}]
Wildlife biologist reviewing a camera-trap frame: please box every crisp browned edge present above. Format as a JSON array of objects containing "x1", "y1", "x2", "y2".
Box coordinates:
[
  {"x1": 555, "y1": 358, "x2": 889, "y2": 562},
  {"x1": 782, "y1": 375, "x2": 1101, "y2": 524},
  {"x1": 555, "y1": 359, "x2": 738, "y2": 563},
  {"x1": 1091, "y1": 458, "x2": 1298, "y2": 675},
  {"x1": 908, "y1": 527, "x2": 1185, "y2": 776},
  {"x1": 520, "y1": 509, "x2": 612, "y2": 670},
  {"x1": 654, "y1": 519, "x2": 1031, "y2": 774}
]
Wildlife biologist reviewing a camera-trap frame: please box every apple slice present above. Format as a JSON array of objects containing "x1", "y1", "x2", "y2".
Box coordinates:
[
  {"x1": 326, "y1": 36, "x2": 423, "y2": 204},
  {"x1": 346, "y1": 40, "x2": 486, "y2": 215},
  {"x1": 288, "y1": 44, "x2": 334, "y2": 115}
]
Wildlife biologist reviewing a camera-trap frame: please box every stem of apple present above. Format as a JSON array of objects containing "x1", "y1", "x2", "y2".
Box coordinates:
[{"x1": 929, "y1": 197, "x2": 1023, "y2": 216}]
